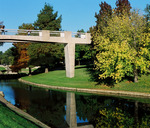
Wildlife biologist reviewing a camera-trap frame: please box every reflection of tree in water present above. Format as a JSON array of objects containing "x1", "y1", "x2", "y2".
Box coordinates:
[
  {"x1": 76, "y1": 94, "x2": 150, "y2": 127},
  {"x1": 13, "y1": 86, "x2": 67, "y2": 128},
  {"x1": 27, "y1": 90, "x2": 67, "y2": 128},
  {"x1": 7, "y1": 80, "x2": 150, "y2": 127}
]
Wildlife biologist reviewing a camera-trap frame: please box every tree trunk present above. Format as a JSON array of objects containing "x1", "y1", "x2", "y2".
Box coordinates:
[
  {"x1": 134, "y1": 69, "x2": 138, "y2": 83},
  {"x1": 29, "y1": 67, "x2": 32, "y2": 76},
  {"x1": 78, "y1": 60, "x2": 80, "y2": 66},
  {"x1": 45, "y1": 67, "x2": 48, "y2": 73}
]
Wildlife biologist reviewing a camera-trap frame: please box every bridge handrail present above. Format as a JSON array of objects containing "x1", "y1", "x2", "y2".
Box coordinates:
[
  {"x1": 0, "y1": 29, "x2": 89, "y2": 39},
  {"x1": 72, "y1": 32, "x2": 86, "y2": 39}
]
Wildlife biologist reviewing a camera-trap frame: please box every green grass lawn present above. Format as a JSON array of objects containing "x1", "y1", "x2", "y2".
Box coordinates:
[
  {"x1": 20, "y1": 68, "x2": 38, "y2": 73},
  {"x1": 0, "y1": 103, "x2": 40, "y2": 128},
  {"x1": 22, "y1": 67, "x2": 97, "y2": 88},
  {"x1": 22, "y1": 66, "x2": 150, "y2": 93},
  {"x1": 0, "y1": 67, "x2": 5, "y2": 71}
]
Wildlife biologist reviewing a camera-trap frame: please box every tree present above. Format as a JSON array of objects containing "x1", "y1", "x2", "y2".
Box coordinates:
[
  {"x1": 10, "y1": 23, "x2": 34, "y2": 73},
  {"x1": 1, "y1": 48, "x2": 14, "y2": 65},
  {"x1": 34, "y1": 3, "x2": 62, "y2": 30},
  {"x1": 75, "y1": 29, "x2": 92, "y2": 65},
  {"x1": 144, "y1": 4, "x2": 150, "y2": 32},
  {"x1": 95, "y1": 1, "x2": 112, "y2": 30},
  {"x1": 93, "y1": 11, "x2": 150, "y2": 83},
  {"x1": 115, "y1": 0, "x2": 132, "y2": 15},
  {"x1": 0, "y1": 51, "x2": 3, "y2": 64},
  {"x1": 29, "y1": 3, "x2": 63, "y2": 73},
  {"x1": 19, "y1": 23, "x2": 34, "y2": 30},
  {"x1": 28, "y1": 43, "x2": 64, "y2": 73},
  {"x1": 0, "y1": 21, "x2": 5, "y2": 46},
  {"x1": 10, "y1": 43, "x2": 30, "y2": 73}
]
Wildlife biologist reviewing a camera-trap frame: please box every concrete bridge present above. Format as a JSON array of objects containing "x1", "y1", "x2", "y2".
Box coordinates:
[{"x1": 0, "y1": 29, "x2": 91, "y2": 78}]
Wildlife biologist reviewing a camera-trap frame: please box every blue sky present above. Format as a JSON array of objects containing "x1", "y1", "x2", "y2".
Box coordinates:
[{"x1": 0, "y1": 0, "x2": 149, "y2": 52}]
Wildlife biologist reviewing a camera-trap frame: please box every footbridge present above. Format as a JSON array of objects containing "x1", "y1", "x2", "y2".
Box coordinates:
[{"x1": 0, "y1": 29, "x2": 91, "y2": 78}]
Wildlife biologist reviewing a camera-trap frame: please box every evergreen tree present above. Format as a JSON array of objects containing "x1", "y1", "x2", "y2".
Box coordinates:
[
  {"x1": 144, "y1": 4, "x2": 150, "y2": 32},
  {"x1": 34, "y1": 3, "x2": 62, "y2": 30},
  {"x1": 29, "y1": 3, "x2": 63, "y2": 73}
]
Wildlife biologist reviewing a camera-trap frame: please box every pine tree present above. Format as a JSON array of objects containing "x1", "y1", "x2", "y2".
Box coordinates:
[{"x1": 34, "y1": 3, "x2": 62, "y2": 30}]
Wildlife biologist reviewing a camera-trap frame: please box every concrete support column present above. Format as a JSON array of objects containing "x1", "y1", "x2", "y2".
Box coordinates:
[
  {"x1": 66, "y1": 92, "x2": 77, "y2": 128},
  {"x1": 64, "y1": 31, "x2": 75, "y2": 78}
]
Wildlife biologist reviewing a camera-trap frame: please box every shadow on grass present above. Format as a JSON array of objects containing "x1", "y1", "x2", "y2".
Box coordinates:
[{"x1": 85, "y1": 64, "x2": 115, "y2": 87}]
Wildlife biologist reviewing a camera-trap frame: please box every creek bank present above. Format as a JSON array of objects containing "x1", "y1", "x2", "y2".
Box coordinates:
[
  {"x1": 0, "y1": 73, "x2": 27, "y2": 79},
  {"x1": 19, "y1": 78, "x2": 150, "y2": 99},
  {"x1": 0, "y1": 91, "x2": 50, "y2": 128}
]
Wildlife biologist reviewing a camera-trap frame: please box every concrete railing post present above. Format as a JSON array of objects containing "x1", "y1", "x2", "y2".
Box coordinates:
[
  {"x1": 64, "y1": 31, "x2": 75, "y2": 78},
  {"x1": 85, "y1": 33, "x2": 91, "y2": 44},
  {"x1": 66, "y1": 92, "x2": 77, "y2": 128},
  {"x1": 41, "y1": 30, "x2": 50, "y2": 40}
]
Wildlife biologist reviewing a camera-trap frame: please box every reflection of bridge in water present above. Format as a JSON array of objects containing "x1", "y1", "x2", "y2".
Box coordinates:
[
  {"x1": 66, "y1": 92, "x2": 93, "y2": 128},
  {"x1": 0, "y1": 29, "x2": 91, "y2": 78}
]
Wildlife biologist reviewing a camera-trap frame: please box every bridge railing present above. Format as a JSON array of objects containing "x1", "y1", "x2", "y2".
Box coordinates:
[
  {"x1": 0, "y1": 29, "x2": 41, "y2": 36},
  {"x1": 0, "y1": 29, "x2": 89, "y2": 39},
  {"x1": 49, "y1": 31, "x2": 65, "y2": 37},
  {"x1": 72, "y1": 32, "x2": 86, "y2": 39}
]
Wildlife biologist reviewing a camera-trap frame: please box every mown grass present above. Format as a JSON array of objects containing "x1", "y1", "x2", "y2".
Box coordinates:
[
  {"x1": 20, "y1": 68, "x2": 38, "y2": 73},
  {"x1": 22, "y1": 67, "x2": 97, "y2": 88},
  {"x1": 22, "y1": 66, "x2": 150, "y2": 93},
  {"x1": 0, "y1": 103, "x2": 40, "y2": 128},
  {"x1": 0, "y1": 67, "x2": 5, "y2": 71}
]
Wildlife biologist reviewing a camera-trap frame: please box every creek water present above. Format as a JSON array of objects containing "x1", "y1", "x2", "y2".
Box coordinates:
[{"x1": 0, "y1": 79, "x2": 150, "y2": 128}]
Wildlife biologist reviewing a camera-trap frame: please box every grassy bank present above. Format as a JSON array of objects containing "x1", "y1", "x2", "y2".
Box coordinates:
[
  {"x1": 22, "y1": 66, "x2": 150, "y2": 93},
  {"x1": 0, "y1": 103, "x2": 40, "y2": 128}
]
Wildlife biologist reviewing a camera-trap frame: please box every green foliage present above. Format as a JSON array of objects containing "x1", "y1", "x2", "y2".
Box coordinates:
[
  {"x1": 19, "y1": 23, "x2": 34, "y2": 30},
  {"x1": 0, "y1": 51, "x2": 3, "y2": 64},
  {"x1": 0, "y1": 67, "x2": 5, "y2": 71},
  {"x1": 93, "y1": 11, "x2": 150, "y2": 83},
  {"x1": 28, "y1": 43, "x2": 64, "y2": 68},
  {"x1": 75, "y1": 44, "x2": 91, "y2": 65},
  {"x1": 75, "y1": 29, "x2": 93, "y2": 65},
  {"x1": 144, "y1": 4, "x2": 150, "y2": 22},
  {"x1": 144, "y1": 4, "x2": 150, "y2": 33},
  {"x1": 34, "y1": 3, "x2": 62, "y2": 30},
  {"x1": 1, "y1": 48, "x2": 14, "y2": 65},
  {"x1": 28, "y1": 3, "x2": 63, "y2": 71}
]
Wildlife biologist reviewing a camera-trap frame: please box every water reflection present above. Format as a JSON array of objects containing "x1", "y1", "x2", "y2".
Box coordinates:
[
  {"x1": 66, "y1": 92, "x2": 93, "y2": 128},
  {"x1": 0, "y1": 80, "x2": 15, "y2": 104},
  {"x1": 1, "y1": 80, "x2": 150, "y2": 127}
]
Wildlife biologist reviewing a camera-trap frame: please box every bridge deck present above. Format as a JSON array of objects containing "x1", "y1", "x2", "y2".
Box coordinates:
[{"x1": 0, "y1": 30, "x2": 91, "y2": 44}]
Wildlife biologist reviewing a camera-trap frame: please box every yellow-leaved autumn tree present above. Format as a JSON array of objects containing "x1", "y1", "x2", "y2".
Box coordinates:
[{"x1": 93, "y1": 11, "x2": 150, "y2": 83}]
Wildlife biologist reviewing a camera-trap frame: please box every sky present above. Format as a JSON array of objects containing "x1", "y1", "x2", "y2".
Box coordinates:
[{"x1": 0, "y1": 0, "x2": 149, "y2": 52}]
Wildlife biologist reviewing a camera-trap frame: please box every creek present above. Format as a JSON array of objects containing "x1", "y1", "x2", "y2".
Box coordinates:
[{"x1": 0, "y1": 79, "x2": 150, "y2": 128}]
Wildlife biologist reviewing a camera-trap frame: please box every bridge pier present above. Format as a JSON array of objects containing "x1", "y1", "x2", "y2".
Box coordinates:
[
  {"x1": 64, "y1": 31, "x2": 75, "y2": 78},
  {"x1": 64, "y1": 43, "x2": 75, "y2": 78}
]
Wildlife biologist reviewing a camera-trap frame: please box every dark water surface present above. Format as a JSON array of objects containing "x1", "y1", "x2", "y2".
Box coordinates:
[{"x1": 0, "y1": 80, "x2": 150, "y2": 128}]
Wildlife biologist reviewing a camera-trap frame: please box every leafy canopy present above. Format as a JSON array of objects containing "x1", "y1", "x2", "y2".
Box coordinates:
[{"x1": 93, "y1": 11, "x2": 150, "y2": 83}]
